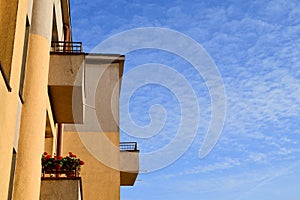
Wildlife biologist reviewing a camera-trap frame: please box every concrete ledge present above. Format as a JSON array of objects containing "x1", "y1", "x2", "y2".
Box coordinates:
[{"x1": 40, "y1": 177, "x2": 83, "y2": 200}]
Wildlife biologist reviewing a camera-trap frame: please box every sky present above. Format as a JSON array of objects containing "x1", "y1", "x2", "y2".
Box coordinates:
[{"x1": 70, "y1": 0, "x2": 300, "y2": 199}]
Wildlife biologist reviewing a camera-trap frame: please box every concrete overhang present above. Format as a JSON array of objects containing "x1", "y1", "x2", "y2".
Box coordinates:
[
  {"x1": 48, "y1": 52, "x2": 85, "y2": 124},
  {"x1": 120, "y1": 150, "x2": 139, "y2": 186}
]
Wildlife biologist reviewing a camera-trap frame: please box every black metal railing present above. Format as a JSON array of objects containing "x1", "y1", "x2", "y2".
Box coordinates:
[
  {"x1": 51, "y1": 41, "x2": 83, "y2": 53},
  {"x1": 120, "y1": 142, "x2": 138, "y2": 151}
]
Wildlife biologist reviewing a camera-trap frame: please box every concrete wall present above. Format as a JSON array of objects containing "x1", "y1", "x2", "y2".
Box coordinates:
[
  {"x1": 94, "y1": 63, "x2": 120, "y2": 132},
  {"x1": 49, "y1": 54, "x2": 84, "y2": 87},
  {"x1": 120, "y1": 151, "x2": 139, "y2": 186},
  {"x1": 120, "y1": 151, "x2": 139, "y2": 173},
  {"x1": 40, "y1": 178, "x2": 82, "y2": 200}
]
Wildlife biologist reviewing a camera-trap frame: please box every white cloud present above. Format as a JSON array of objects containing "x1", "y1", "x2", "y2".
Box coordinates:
[{"x1": 71, "y1": 0, "x2": 300, "y2": 198}]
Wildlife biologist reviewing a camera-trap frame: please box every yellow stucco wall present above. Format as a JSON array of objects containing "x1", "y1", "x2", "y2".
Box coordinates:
[
  {"x1": 0, "y1": 0, "x2": 27, "y2": 199},
  {"x1": 63, "y1": 131, "x2": 121, "y2": 200},
  {"x1": 0, "y1": 0, "x2": 19, "y2": 79}
]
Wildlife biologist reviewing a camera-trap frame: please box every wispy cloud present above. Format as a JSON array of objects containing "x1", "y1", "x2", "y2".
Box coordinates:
[{"x1": 71, "y1": 0, "x2": 300, "y2": 199}]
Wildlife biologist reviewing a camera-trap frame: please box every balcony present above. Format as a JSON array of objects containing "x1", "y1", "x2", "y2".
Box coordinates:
[
  {"x1": 48, "y1": 41, "x2": 85, "y2": 124},
  {"x1": 40, "y1": 152, "x2": 84, "y2": 199},
  {"x1": 120, "y1": 142, "x2": 139, "y2": 186},
  {"x1": 40, "y1": 177, "x2": 83, "y2": 200}
]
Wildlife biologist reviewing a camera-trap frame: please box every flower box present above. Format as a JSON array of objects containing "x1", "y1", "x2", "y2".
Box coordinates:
[{"x1": 41, "y1": 152, "x2": 84, "y2": 178}]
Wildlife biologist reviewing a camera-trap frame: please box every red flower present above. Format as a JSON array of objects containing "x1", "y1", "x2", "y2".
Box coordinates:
[
  {"x1": 58, "y1": 156, "x2": 63, "y2": 160},
  {"x1": 69, "y1": 152, "x2": 76, "y2": 157},
  {"x1": 79, "y1": 160, "x2": 85, "y2": 165},
  {"x1": 43, "y1": 152, "x2": 48, "y2": 155},
  {"x1": 45, "y1": 154, "x2": 51, "y2": 159}
]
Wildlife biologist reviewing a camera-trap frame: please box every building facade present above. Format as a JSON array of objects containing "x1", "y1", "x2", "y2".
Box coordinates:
[{"x1": 0, "y1": 0, "x2": 139, "y2": 199}]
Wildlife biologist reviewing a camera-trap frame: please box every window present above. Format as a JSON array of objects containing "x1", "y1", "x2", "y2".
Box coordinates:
[
  {"x1": 0, "y1": 61, "x2": 12, "y2": 92},
  {"x1": 0, "y1": 0, "x2": 19, "y2": 92},
  {"x1": 19, "y1": 17, "x2": 30, "y2": 102},
  {"x1": 7, "y1": 149, "x2": 17, "y2": 200}
]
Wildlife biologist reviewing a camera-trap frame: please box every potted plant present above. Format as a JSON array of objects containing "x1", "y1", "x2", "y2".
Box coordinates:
[
  {"x1": 62, "y1": 152, "x2": 85, "y2": 177},
  {"x1": 41, "y1": 152, "x2": 84, "y2": 177}
]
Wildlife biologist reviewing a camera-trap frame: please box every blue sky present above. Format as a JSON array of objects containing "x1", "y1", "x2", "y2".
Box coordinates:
[{"x1": 70, "y1": 0, "x2": 300, "y2": 199}]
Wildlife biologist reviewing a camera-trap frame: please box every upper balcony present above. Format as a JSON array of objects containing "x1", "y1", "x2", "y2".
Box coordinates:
[
  {"x1": 48, "y1": 41, "x2": 85, "y2": 124},
  {"x1": 120, "y1": 142, "x2": 139, "y2": 186}
]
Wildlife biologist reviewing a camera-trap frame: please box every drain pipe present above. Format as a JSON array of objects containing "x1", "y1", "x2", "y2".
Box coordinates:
[
  {"x1": 63, "y1": 23, "x2": 70, "y2": 51},
  {"x1": 56, "y1": 123, "x2": 64, "y2": 156}
]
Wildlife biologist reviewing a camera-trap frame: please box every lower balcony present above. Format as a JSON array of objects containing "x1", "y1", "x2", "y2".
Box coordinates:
[
  {"x1": 40, "y1": 152, "x2": 84, "y2": 199},
  {"x1": 120, "y1": 142, "x2": 139, "y2": 186},
  {"x1": 40, "y1": 177, "x2": 83, "y2": 200}
]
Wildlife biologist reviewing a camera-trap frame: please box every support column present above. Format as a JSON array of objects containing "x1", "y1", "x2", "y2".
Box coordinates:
[{"x1": 13, "y1": 0, "x2": 53, "y2": 199}]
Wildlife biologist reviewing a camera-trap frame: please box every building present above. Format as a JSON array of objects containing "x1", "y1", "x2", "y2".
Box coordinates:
[{"x1": 0, "y1": 0, "x2": 139, "y2": 199}]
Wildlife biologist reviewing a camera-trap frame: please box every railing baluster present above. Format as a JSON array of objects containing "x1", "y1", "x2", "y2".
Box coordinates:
[
  {"x1": 51, "y1": 41, "x2": 83, "y2": 53},
  {"x1": 120, "y1": 142, "x2": 138, "y2": 151}
]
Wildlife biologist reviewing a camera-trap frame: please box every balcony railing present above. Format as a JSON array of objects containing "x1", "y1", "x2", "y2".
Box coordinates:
[
  {"x1": 51, "y1": 41, "x2": 83, "y2": 53},
  {"x1": 120, "y1": 142, "x2": 138, "y2": 151},
  {"x1": 42, "y1": 168, "x2": 80, "y2": 178}
]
